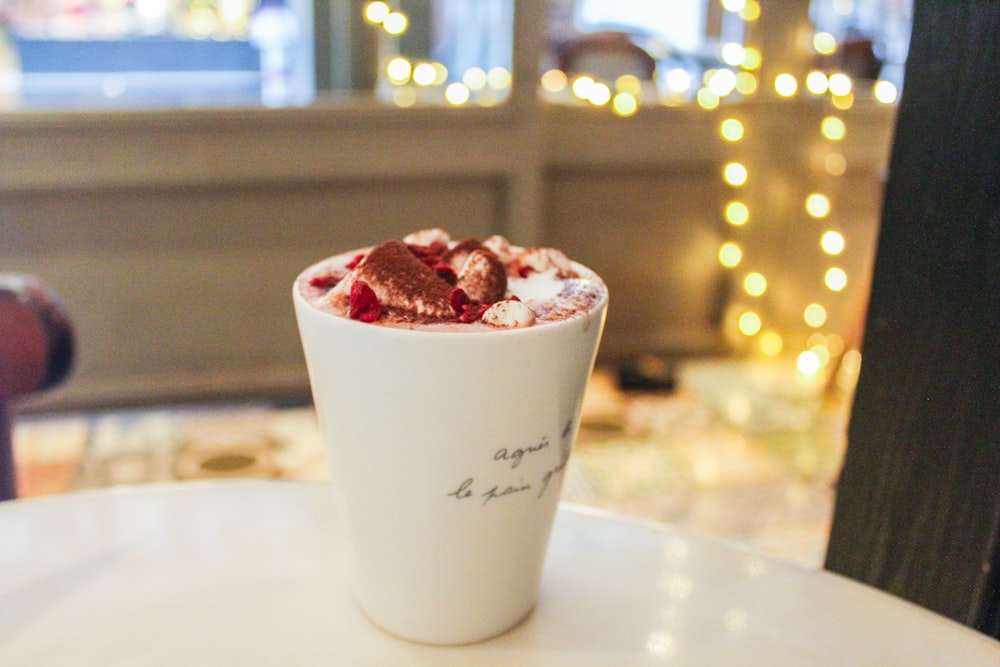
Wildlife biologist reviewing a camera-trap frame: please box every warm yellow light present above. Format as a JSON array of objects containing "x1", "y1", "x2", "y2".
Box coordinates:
[
  {"x1": 364, "y1": 0, "x2": 389, "y2": 23},
  {"x1": 805, "y1": 71, "x2": 828, "y2": 95},
  {"x1": 612, "y1": 92, "x2": 639, "y2": 116},
  {"x1": 804, "y1": 303, "x2": 828, "y2": 328},
  {"x1": 824, "y1": 152, "x2": 847, "y2": 176},
  {"x1": 721, "y1": 0, "x2": 746, "y2": 12},
  {"x1": 382, "y1": 11, "x2": 408, "y2": 35},
  {"x1": 664, "y1": 68, "x2": 692, "y2": 93},
  {"x1": 806, "y1": 193, "x2": 831, "y2": 218},
  {"x1": 392, "y1": 86, "x2": 417, "y2": 107},
  {"x1": 445, "y1": 82, "x2": 470, "y2": 105},
  {"x1": 828, "y1": 72, "x2": 852, "y2": 96},
  {"x1": 720, "y1": 118, "x2": 744, "y2": 141},
  {"x1": 821, "y1": 230, "x2": 846, "y2": 255},
  {"x1": 738, "y1": 311, "x2": 762, "y2": 336},
  {"x1": 735, "y1": 72, "x2": 757, "y2": 94},
  {"x1": 719, "y1": 242, "x2": 743, "y2": 267},
  {"x1": 571, "y1": 75, "x2": 595, "y2": 100},
  {"x1": 615, "y1": 74, "x2": 642, "y2": 95},
  {"x1": 743, "y1": 272, "x2": 767, "y2": 296},
  {"x1": 386, "y1": 57, "x2": 412, "y2": 84},
  {"x1": 874, "y1": 79, "x2": 899, "y2": 104},
  {"x1": 724, "y1": 162, "x2": 748, "y2": 186},
  {"x1": 759, "y1": 330, "x2": 783, "y2": 356},
  {"x1": 721, "y1": 43, "x2": 746, "y2": 67},
  {"x1": 841, "y1": 348, "x2": 862, "y2": 375},
  {"x1": 825, "y1": 267, "x2": 848, "y2": 291},
  {"x1": 740, "y1": 0, "x2": 760, "y2": 21},
  {"x1": 412, "y1": 62, "x2": 438, "y2": 86},
  {"x1": 810, "y1": 344, "x2": 831, "y2": 368},
  {"x1": 741, "y1": 47, "x2": 762, "y2": 70},
  {"x1": 588, "y1": 82, "x2": 612, "y2": 105},
  {"x1": 708, "y1": 69, "x2": 737, "y2": 96},
  {"x1": 540, "y1": 69, "x2": 567, "y2": 93},
  {"x1": 462, "y1": 67, "x2": 487, "y2": 90},
  {"x1": 774, "y1": 73, "x2": 798, "y2": 97},
  {"x1": 812, "y1": 32, "x2": 838, "y2": 55},
  {"x1": 797, "y1": 350, "x2": 822, "y2": 375},
  {"x1": 725, "y1": 201, "x2": 749, "y2": 226},
  {"x1": 831, "y1": 92, "x2": 854, "y2": 110},
  {"x1": 821, "y1": 116, "x2": 846, "y2": 140},
  {"x1": 697, "y1": 87, "x2": 720, "y2": 109},
  {"x1": 487, "y1": 66, "x2": 512, "y2": 90}
]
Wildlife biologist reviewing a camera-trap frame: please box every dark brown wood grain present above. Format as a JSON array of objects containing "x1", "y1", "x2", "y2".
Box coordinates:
[{"x1": 824, "y1": 1, "x2": 1000, "y2": 638}]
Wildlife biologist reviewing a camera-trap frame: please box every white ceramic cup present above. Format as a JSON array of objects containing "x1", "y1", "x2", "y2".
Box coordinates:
[{"x1": 293, "y1": 265, "x2": 607, "y2": 645}]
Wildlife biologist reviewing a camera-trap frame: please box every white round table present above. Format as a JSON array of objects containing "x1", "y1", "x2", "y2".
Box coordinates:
[{"x1": 1, "y1": 481, "x2": 997, "y2": 665}]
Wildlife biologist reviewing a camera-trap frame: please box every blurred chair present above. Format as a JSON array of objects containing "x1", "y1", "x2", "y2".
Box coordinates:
[
  {"x1": 555, "y1": 31, "x2": 656, "y2": 82},
  {"x1": 0, "y1": 274, "x2": 75, "y2": 501},
  {"x1": 824, "y1": 2, "x2": 1000, "y2": 639}
]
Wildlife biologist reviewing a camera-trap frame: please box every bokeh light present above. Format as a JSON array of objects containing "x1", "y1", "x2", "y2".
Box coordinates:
[
  {"x1": 724, "y1": 162, "x2": 748, "y2": 186},
  {"x1": 806, "y1": 193, "x2": 831, "y2": 218},
  {"x1": 721, "y1": 118, "x2": 745, "y2": 141},
  {"x1": 719, "y1": 242, "x2": 743, "y2": 267},
  {"x1": 725, "y1": 201, "x2": 749, "y2": 226},
  {"x1": 825, "y1": 267, "x2": 848, "y2": 291},
  {"x1": 803, "y1": 303, "x2": 828, "y2": 328}
]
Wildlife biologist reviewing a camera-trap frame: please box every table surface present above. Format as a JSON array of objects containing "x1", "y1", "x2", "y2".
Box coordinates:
[{"x1": 1, "y1": 480, "x2": 997, "y2": 665}]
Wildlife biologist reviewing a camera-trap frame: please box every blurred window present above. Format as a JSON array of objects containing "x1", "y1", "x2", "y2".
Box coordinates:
[{"x1": 0, "y1": 0, "x2": 911, "y2": 111}]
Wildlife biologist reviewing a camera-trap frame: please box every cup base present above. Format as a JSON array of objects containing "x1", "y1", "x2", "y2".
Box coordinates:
[{"x1": 357, "y1": 598, "x2": 538, "y2": 646}]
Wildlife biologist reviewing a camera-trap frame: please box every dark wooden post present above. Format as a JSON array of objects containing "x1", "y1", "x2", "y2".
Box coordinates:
[{"x1": 824, "y1": 1, "x2": 1000, "y2": 638}]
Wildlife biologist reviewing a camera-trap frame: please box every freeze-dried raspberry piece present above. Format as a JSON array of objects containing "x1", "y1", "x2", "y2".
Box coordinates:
[
  {"x1": 346, "y1": 253, "x2": 366, "y2": 269},
  {"x1": 432, "y1": 262, "x2": 457, "y2": 285},
  {"x1": 309, "y1": 274, "x2": 340, "y2": 289},
  {"x1": 349, "y1": 281, "x2": 381, "y2": 322},
  {"x1": 450, "y1": 287, "x2": 489, "y2": 323},
  {"x1": 458, "y1": 302, "x2": 490, "y2": 323},
  {"x1": 450, "y1": 287, "x2": 470, "y2": 315}
]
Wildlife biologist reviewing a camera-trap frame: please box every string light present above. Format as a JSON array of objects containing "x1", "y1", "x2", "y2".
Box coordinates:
[
  {"x1": 382, "y1": 11, "x2": 408, "y2": 35},
  {"x1": 720, "y1": 118, "x2": 745, "y2": 141},
  {"x1": 825, "y1": 267, "x2": 847, "y2": 291},
  {"x1": 719, "y1": 242, "x2": 743, "y2": 267},
  {"x1": 821, "y1": 116, "x2": 846, "y2": 140},
  {"x1": 827, "y1": 72, "x2": 852, "y2": 96},
  {"x1": 723, "y1": 162, "x2": 748, "y2": 186},
  {"x1": 812, "y1": 32, "x2": 837, "y2": 55},
  {"x1": 613, "y1": 93, "x2": 639, "y2": 116},
  {"x1": 744, "y1": 272, "x2": 767, "y2": 296},
  {"x1": 739, "y1": 311, "x2": 763, "y2": 336},
  {"x1": 803, "y1": 303, "x2": 827, "y2": 328},
  {"x1": 806, "y1": 193, "x2": 831, "y2": 218},
  {"x1": 445, "y1": 83, "x2": 470, "y2": 105},
  {"x1": 725, "y1": 201, "x2": 750, "y2": 226},
  {"x1": 386, "y1": 57, "x2": 412, "y2": 85},
  {"x1": 364, "y1": 1, "x2": 389, "y2": 23},
  {"x1": 774, "y1": 73, "x2": 798, "y2": 97},
  {"x1": 821, "y1": 231, "x2": 845, "y2": 255},
  {"x1": 824, "y1": 153, "x2": 847, "y2": 176},
  {"x1": 540, "y1": 69, "x2": 567, "y2": 93},
  {"x1": 874, "y1": 80, "x2": 898, "y2": 104},
  {"x1": 805, "y1": 71, "x2": 829, "y2": 95},
  {"x1": 462, "y1": 67, "x2": 488, "y2": 91}
]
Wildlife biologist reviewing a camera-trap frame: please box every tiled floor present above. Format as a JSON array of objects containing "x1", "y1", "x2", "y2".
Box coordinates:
[{"x1": 12, "y1": 357, "x2": 851, "y2": 569}]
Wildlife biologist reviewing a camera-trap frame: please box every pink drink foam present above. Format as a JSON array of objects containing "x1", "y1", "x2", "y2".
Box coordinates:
[{"x1": 296, "y1": 229, "x2": 607, "y2": 331}]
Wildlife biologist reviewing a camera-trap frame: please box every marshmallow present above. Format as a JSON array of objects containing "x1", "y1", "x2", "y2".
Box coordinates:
[{"x1": 481, "y1": 299, "x2": 537, "y2": 328}]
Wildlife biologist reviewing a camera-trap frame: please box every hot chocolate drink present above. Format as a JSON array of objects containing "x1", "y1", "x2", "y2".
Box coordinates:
[
  {"x1": 295, "y1": 228, "x2": 606, "y2": 330},
  {"x1": 292, "y1": 228, "x2": 607, "y2": 645}
]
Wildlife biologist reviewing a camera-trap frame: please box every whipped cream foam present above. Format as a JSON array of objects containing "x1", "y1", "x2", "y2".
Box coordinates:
[{"x1": 296, "y1": 229, "x2": 606, "y2": 330}]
